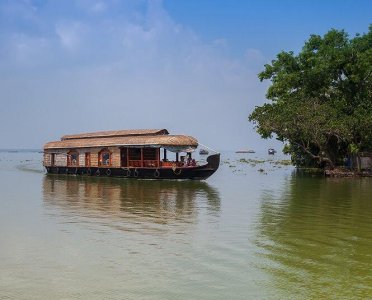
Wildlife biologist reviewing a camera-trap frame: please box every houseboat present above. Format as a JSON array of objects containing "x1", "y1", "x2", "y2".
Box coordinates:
[{"x1": 43, "y1": 129, "x2": 220, "y2": 180}]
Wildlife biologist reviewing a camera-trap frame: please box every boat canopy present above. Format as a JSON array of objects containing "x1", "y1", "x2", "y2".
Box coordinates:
[
  {"x1": 61, "y1": 129, "x2": 169, "y2": 141},
  {"x1": 44, "y1": 129, "x2": 198, "y2": 152},
  {"x1": 163, "y1": 146, "x2": 197, "y2": 153}
]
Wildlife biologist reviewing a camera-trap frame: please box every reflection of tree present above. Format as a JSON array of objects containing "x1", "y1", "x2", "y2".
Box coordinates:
[
  {"x1": 43, "y1": 175, "x2": 220, "y2": 228},
  {"x1": 256, "y1": 175, "x2": 372, "y2": 299}
]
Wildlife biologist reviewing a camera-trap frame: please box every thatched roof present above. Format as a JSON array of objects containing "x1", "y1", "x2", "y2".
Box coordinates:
[
  {"x1": 61, "y1": 129, "x2": 168, "y2": 140},
  {"x1": 44, "y1": 130, "x2": 198, "y2": 150}
]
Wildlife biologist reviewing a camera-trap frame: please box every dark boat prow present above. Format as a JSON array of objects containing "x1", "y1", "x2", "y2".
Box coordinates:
[
  {"x1": 188, "y1": 153, "x2": 220, "y2": 180},
  {"x1": 207, "y1": 153, "x2": 220, "y2": 171}
]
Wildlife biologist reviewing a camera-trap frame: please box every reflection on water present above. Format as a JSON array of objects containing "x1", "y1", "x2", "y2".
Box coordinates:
[
  {"x1": 4, "y1": 152, "x2": 372, "y2": 299},
  {"x1": 43, "y1": 175, "x2": 220, "y2": 232},
  {"x1": 256, "y1": 175, "x2": 372, "y2": 299}
]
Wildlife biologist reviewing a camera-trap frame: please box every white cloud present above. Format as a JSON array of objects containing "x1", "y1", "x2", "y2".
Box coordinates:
[
  {"x1": 75, "y1": 0, "x2": 108, "y2": 13},
  {"x1": 4, "y1": 34, "x2": 50, "y2": 67},
  {"x1": 244, "y1": 48, "x2": 266, "y2": 69},
  {"x1": 55, "y1": 21, "x2": 87, "y2": 51},
  {"x1": 0, "y1": 0, "x2": 271, "y2": 150},
  {"x1": 90, "y1": 1, "x2": 107, "y2": 13}
]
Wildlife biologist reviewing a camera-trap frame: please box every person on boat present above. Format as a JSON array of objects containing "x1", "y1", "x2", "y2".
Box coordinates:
[
  {"x1": 191, "y1": 159, "x2": 196, "y2": 166},
  {"x1": 186, "y1": 156, "x2": 192, "y2": 166}
]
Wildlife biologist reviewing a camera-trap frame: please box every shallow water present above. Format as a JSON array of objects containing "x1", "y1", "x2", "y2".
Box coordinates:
[{"x1": 0, "y1": 151, "x2": 371, "y2": 299}]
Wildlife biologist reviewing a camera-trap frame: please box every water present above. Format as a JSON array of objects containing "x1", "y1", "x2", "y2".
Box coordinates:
[{"x1": 1, "y1": 151, "x2": 371, "y2": 299}]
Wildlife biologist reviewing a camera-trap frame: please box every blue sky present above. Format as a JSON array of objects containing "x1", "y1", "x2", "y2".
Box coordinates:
[
  {"x1": 0, "y1": 0, "x2": 371, "y2": 150},
  {"x1": 164, "y1": 0, "x2": 371, "y2": 57}
]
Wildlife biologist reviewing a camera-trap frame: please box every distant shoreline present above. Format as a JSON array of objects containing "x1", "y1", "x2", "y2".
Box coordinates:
[
  {"x1": 325, "y1": 168, "x2": 372, "y2": 178},
  {"x1": 0, "y1": 149, "x2": 42, "y2": 153}
]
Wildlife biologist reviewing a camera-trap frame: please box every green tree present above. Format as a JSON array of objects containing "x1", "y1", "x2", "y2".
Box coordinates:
[{"x1": 249, "y1": 26, "x2": 372, "y2": 168}]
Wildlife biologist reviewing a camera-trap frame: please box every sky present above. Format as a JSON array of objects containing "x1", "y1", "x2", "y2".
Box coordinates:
[{"x1": 0, "y1": 0, "x2": 371, "y2": 151}]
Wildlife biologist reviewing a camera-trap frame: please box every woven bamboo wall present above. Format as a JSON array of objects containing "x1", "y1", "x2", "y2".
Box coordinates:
[
  {"x1": 43, "y1": 153, "x2": 51, "y2": 166},
  {"x1": 55, "y1": 153, "x2": 67, "y2": 166},
  {"x1": 43, "y1": 147, "x2": 122, "y2": 168},
  {"x1": 90, "y1": 151, "x2": 98, "y2": 167},
  {"x1": 111, "y1": 147, "x2": 120, "y2": 168},
  {"x1": 79, "y1": 152, "x2": 85, "y2": 166}
]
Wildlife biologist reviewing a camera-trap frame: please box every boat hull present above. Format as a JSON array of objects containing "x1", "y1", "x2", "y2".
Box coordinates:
[{"x1": 45, "y1": 153, "x2": 220, "y2": 180}]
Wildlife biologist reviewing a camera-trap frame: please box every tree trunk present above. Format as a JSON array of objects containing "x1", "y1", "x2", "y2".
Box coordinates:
[{"x1": 356, "y1": 155, "x2": 361, "y2": 172}]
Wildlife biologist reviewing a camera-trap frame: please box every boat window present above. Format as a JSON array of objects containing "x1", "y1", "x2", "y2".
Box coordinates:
[
  {"x1": 67, "y1": 150, "x2": 79, "y2": 166},
  {"x1": 99, "y1": 148, "x2": 111, "y2": 166},
  {"x1": 143, "y1": 148, "x2": 157, "y2": 160},
  {"x1": 128, "y1": 148, "x2": 141, "y2": 160},
  {"x1": 85, "y1": 152, "x2": 91, "y2": 166},
  {"x1": 51, "y1": 153, "x2": 55, "y2": 166}
]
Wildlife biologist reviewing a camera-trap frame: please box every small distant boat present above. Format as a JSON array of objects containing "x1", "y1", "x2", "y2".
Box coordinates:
[
  {"x1": 268, "y1": 148, "x2": 276, "y2": 155},
  {"x1": 199, "y1": 149, "x2": 209, "y2": 155},
  {"x1": 235, "y1": 150, "x2": 255, "y2": 154}
]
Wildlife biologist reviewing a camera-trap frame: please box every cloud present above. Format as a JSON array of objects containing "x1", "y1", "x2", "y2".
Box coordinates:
[
  {"x1": 88, "y1": 1, "x2": 107, "y2": 13},
  {"x1": 55, "y1": 21, "x2": 86, "y2": 51},
  {"x1": 0, "y1": 0, "x2": 270, "y2": 150},
  {"x1": 244, "y1": 48, "x2": 266, "y2": 67}
]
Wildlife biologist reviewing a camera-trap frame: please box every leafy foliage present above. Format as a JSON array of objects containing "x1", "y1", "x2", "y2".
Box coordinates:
[{"x1": 249, "y1": 26, "x2": 372, "y2": 168}]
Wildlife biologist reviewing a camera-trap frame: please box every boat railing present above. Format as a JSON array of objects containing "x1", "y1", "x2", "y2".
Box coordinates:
[
  {"x1": 129, "y1": 159, "x2": 160, "y2": 168},
  {"x1": 143, "y1": 160, "x2": 159, "y2": 168},
  {"x1": 128, "y1": 158, "x2": 205, "y2": 169}
]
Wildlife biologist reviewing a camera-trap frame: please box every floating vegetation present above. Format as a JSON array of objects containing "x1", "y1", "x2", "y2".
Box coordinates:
[
  {"x1": 223, "y1": 156, "x2": 293, "y2": 176},
  {"x1": 238, "y1": 158, "x2": 266, "y2": 164},
  {"x1": 270, "y1": 159, "x2": 292, "y2": 166},
  {"x1": 238, "y1": 158, "x2": 292, "y2": 166}
]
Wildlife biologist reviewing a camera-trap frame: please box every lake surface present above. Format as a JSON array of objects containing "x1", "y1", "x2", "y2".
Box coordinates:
[{"x1": 1, "y1": 150, "x2": 372, "y2": 299}]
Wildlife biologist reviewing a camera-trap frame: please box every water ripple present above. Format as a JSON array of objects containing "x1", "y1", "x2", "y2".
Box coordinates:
[{"x1": 254, "y1": 176, "x2": 372, "y2": 298}]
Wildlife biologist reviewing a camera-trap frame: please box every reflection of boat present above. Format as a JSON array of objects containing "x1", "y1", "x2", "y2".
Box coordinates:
[
  {"x1": 235, "y1": 150, "x2": 255, "y2": 153},
  {"x1": 268, "y1": 148, "x2": 276, "y2": 155},
  {"x1": 43, "y1": 129, "x2": 220, "y2": 180},
  {"x1": 199, "y1": 149, "x2": 209, "y2": 155},
  {"x1": 42, "y1": 175, "x2": 220, "y2": 223}
]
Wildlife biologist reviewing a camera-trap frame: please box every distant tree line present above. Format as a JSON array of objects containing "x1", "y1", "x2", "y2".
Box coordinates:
[{"x1": 249, "y1": 25, "x2": 372, "y2": 168}]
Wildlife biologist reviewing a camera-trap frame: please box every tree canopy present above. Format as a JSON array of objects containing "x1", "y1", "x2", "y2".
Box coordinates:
[{"x1": 249, "y1": 26, "x2": 372, "y2": 168}]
